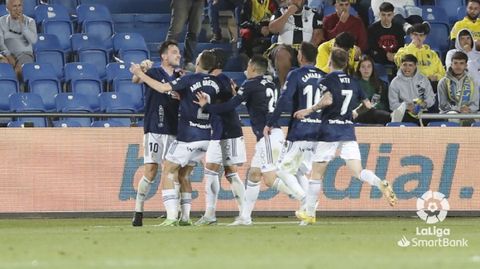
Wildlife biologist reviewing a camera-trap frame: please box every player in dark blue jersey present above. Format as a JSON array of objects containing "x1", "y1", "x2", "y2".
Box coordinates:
[
  {"x1": 294, "y1": 48, "x2": 397, "y2": 224},
  {"x1": 131, "y1": 50, "x2": 220, "y2": 226},
  {"x1": 131, "y1": 40, "x2": 182, "y2": 227},
  {"x1": 195, "y1": 49, "x2": 247, "y2": 226},
  {"x1": 264, "y1": 42, "x2": 325, "y2": 222},
  {"x1": 195, "y1": 55, "x2": 292, "y2": 226}
]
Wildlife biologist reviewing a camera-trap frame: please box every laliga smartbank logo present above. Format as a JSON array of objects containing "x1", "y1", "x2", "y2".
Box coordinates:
[{"x1": 397, "y1": 190, "x2": 468, "y2": 248}]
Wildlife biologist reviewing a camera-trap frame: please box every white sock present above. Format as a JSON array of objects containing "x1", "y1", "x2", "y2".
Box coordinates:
[
  {"x1": 272, "y1": 178, "x2": 294, "y2": 197},
  {"x1": 226, "y1": 172, "x2": 245, "y2": 212},
  {"x1": 359, "y1": 169, "x2": 382, "y2": 188},
  {"x1": 162, "y1": 189, "x2": 178, "y2": 220},
  {"x1": 180, "y1": 192, "x2": 192, "y2": 221},
  {"x1": 276, "y1": 170, "x2": 306, "y2": 201},
  {"x1": 296, "y1": 171, "x2": 309, "y2": 193},
  {"x1": 306, "y1": 179, "x2": 322, "y2": 217},
  {"x1": 204, "y1": 169, "x2": 220, "y2": 219},
  {"x1": 241, "y1": 180, "x2": 260, "y2": 220},
  {"x1": 174, "y1": 181, "x2": 180, "y2": 215},
  {"x1": 135, "y1": 176, "x2": 153, "y2": 212}
]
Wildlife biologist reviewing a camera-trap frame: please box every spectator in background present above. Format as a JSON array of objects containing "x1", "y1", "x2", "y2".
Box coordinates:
[
  {"x1": 367, "y1": 2, "x2": 404, "y2": 65},
  {"x1": 0, "y1": 0, "x2": 37, "y2": 79},
  {"x1": 451, "y1": 0, "x2": 480, "y2": 49},
  {"x1": 269, "y1": 0, "x2": 324, "y2": 49},
  {"x1": 394, "y1": 23, "x2": 445, "y2": 91},
  {"x1": 353, "y1": 55, "x2": 391, "y2": 125},
  {"x1": 270, "y1": 43, "x2": 297, "y2": 90},
  {"x1": 389, "y1": 54, "x2": 436, "y2": 124},
  {"x1": 239, "y1": 0, "x2": 278, "y2": 57},
  {"x1": 316, "y1": 31, "x2": 360, "y2": 74},
  {"x1": 322, "y1": 0, "x2": 367, "y2": 52},
  {"x1": 371, "y1": 0, "x2": 415, "y2": 23},
  {"x1": 438, "y1": 51, "x2": 479, "y2": 126},
  {"x1": 208, "y1": 0, "x2": 244, "y2": 43},
  {"x1": 445, "y1": 29, "x2": 480, "y2": 84},
  {"x1": 166, "y1": 0, "x2": 204, "y2": 71}
]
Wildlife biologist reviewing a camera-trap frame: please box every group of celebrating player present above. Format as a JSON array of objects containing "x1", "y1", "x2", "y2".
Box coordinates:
[{"x1": 128, "y1": 39, "x2": 397, "y2": 227}]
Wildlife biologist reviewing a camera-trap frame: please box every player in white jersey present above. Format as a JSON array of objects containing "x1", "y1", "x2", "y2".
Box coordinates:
[
  {"x1": 131, "y1": 50, "x2": 220, "y2": 226},
  {"x1": 294, "y1": 48, "x2": 397, "y2": 225}
]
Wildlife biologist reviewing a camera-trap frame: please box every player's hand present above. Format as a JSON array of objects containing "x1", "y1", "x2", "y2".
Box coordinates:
[
  {"x1": 170, "y1": 91, "x2": 181, "y2": 100},
  {"x1": 293, "y1": 108, "x2": 311, "y2": 119},
  {"x1": 193, "y1": 91, "x2": 208, "y2": 107},
  {"x1": 129, "y1": 63, "x2": 144, "y2": 76},
  {"x1": 352, "y1": 110, "x2": 358, "y2": 119},
  {"x1": 140, "y1": 59, "x2": 153, "y2": 72},
  {"x1": 263, "y1": 126, "x2": 272, "y2": 137}
]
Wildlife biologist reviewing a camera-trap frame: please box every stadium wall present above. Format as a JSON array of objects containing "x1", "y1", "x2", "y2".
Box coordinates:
[{"x1": 0, "y1": 128, "x2": 478, "y2": 216}]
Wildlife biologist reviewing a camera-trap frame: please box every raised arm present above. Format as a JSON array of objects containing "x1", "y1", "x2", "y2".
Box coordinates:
[
  {"x1": 194, "y1": 91, "x2": 244, "y2": 114},
  {"x1": 294, "y1": 91, "x2": 333, "y2": 119},
  {"x1": 129, "y1": 63, "x2": 171, "y2": 93}
]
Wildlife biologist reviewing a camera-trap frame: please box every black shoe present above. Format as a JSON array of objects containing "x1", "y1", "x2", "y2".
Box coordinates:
[
  {"x1": 210, "y1": 32, "x2": 222, "y2": 43},
  {"x1": 132, "y1": 212, "x2": 143, "y2": 227}
]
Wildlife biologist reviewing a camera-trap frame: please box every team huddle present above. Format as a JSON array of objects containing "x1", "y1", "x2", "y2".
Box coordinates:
[{"x1": 128, "y1": 40, "x2": 397, "y2": 227}]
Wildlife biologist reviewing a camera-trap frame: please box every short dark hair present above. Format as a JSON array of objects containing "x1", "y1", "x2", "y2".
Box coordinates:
[
  {"x1": 158, "y1": 40, "x2": 179, "y2": 56},
  {"x1": 330, "y1": 47, "x2": 349, "y2": 70},
  {"x1": 468, "y1": 0, "x2": 480, "y2": 5},
  {"x1": 198, "y1": 50, "x2": 217, "y2": 71},
  {"x1": 250, "y1": 54, "x2": 268, "y2": 75},
  {"x1": 411, "y1": 23, "x2": 430, "y2": 35},
  {"x1": 299, "y1": 42, "x2": 317, "y2": 64},
  {"x1": 210, "y1": 48, "x2": 227, "y2": 70},
  {"x1": 452, "y1": 51, "x2": 468, "y2": 62},
  {"x1": 379, "y1": 2, "x2": 394, "y2": 13},
  {"x1": 401, "y1": 54, "x2": 418, "y2": 64},
  {"x1": 334, "y1": 32, "x2": 355, "y2": 51}
]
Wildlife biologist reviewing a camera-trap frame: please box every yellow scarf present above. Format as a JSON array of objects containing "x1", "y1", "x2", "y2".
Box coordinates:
[{"x1": 251, "y1": 0, "x2": 271, "y2": 23}]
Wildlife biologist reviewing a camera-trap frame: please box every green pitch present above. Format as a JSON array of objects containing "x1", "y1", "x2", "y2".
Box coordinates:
[{"x1": 0, "y1": 217, "x2": 478, "y2": 269}]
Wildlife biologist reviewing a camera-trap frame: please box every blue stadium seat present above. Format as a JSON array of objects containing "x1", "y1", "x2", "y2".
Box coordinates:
[
  {"x1": 374, "y1": 63, "x2": 389, "y2": 84},
  {"x1": 71, "y1": 33, "x2": 110, "y2": 78},
  {"x1": 135, "y1": 14, "x2": 172, "y2": 42},
  {"x1": 9, "y1": 92, "x2": 45, "y2": 112},
  {"x1": 112, "y1": 78, "x2": 144, "y2": 112},
  {"x1": 55, "y1": 93, "x2": 93, "y2": 126},
  {"x1": 224, "y1": 54, "x2": 247, "y2": 72},
  {"x1": 0, "y1": 63, "x2": 19, "y2": 112},
  {"x1": 420, "y1": 6, "x2": 449, "y2": 24},
  {"x1": 195, "y1": 43, "x2": 233, "y2": 57},
  {"x1": 34, "y1": 34, "x2": 66, "y2": 79},
  {"x1": 106, "y1": 62, "x2": 131, "y2": 82},
  {"x1": 7, "y1": 118, "x2": 46, "y2": 127},
  {"x1": 433, "y1": 0, "x2": 466, "y2": 25},
  {"x1": 457, "y1": 6, "x2": 466, "y2": 21},
  {"x1": 113, "y1": 33, "x2": 150, "y2": 64},
  {"x1": 76, "y1": 4, "x2": 115, "y2": 41},
  {"x1": 385, "y1": 122, "x2": 419, "y2": 127},
  {"x1": 22, "y1": 63, "x2": 62, "y2": 112},
  {"x1": 42, "y1": 19, "x2": 74, "y2": 53},
  {"x1": 471, "y1": 122, "x2": 480, "y2": 127},
  {"x1": 49, "y1": 0, "x2": 78, "y2": 16},
  {"x1": 91, "y1": 119, "x2": 128, "y2": 127},
  {"x1": 427, "y1": 121, "x2": 460, "y2": 127},
  {"x1": 53, "y1": 119, "x2": 84, "y2": 127},
  {"x1": 223, "y1": 72, "x2": 246, "y2": 87},
  {"x1": 99, "y1": 92, "x2": 137, "y2": 113},
  {"x1": 23, "y1": 0, "x2": 39, "y2": 17},
  {"x1": 112, "y1": 13, "x2": 136, "y2": 34},
  {"x1": 34, "y1": 4, "x2": 70, "y2": 25},
  {"x1": 64, "y1": 62, "x2": 103, "y2": 111},
  {"x1": 0, "y1": 5, "x2": 8, "y2": 17},
  {"x1": 78, "y1": 0, "x2": 172, "y2": 14}
]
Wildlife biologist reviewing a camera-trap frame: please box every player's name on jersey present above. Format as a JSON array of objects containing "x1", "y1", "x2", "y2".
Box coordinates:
[
  {"x1": 190, "y1": 79, "x2": 220, "y2": 93},
  {"x1": 328, "y1": 119, "x2": 353, "y2": 124},
  {"x1": 189, "y1": 121, "x2": 211, "y2": 129},
  {"x1": 300, "y1": 118, "x2": 322, "y2": 123},
  {"x1": 339, "y1": 76, "x2": 350, "y2": 84},
  {"x1": 301, "y1": 72, "x2": 323, "y2": 82}
]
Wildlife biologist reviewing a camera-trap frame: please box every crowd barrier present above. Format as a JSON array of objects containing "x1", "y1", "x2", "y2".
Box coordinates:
[{"x1": 0, "y1": 127, "x2": 478, "y2": 215}]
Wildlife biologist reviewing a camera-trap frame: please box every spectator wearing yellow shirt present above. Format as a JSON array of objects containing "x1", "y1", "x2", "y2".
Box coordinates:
[
  {"x1": 315, "y1": 31, "x2": 360, "y2": 74},
  {"x1": 451, "y1": 0, "x2": 480, "y2": 48},
  {"x1": 394, "y1": 23, "x2": 445, "y2": 90}
]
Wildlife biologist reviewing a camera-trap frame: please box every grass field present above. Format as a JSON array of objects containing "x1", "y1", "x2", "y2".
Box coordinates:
[{"x1": 0, "y1": 217, "x2": 478, "y2": 269}]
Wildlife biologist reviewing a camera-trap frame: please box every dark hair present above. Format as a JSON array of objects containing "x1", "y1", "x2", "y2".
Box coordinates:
[
  {"x1": 334, "y1": 32, "x2": 355, "y2": 51},
  {"x1": 452, "y1": 51, "x2": 469, "y2": 62},
  {"x1": 379, "y1": 2, "x2": 394, "y2": 13},
  {"x1": 299, "y1": 42, "x2": 317, "y2": 64},
  {"x1": 330, "y1": 47, "x2": 349, "y2": 70},
  {"x1": 411, "y1": 23, "x2": 430, "y2": 35},
  {"x1": 458, "y1": 30, "x2": 474, "y2": 49},
  {"x1": 158, "y1": 40, "x2": 179, "y2": 56},
  {"x1": 355, "y1": 55, "x2": 385, "y2": 94},
  {"x1": 250, "y1": 54, "x2": 268, "y2": 74},
  {"x1": 210, "y1": 48, "x2": 227, "y2": 70},
  {"x1": 198, "y1": 50, "x2": 217, "y2": 71},
  {"x1": 468, "y1": 0, "x2": 480, "y2": 5},
  {"x1": 401, "y1": 54, "x2": 418, "y2": 64}
]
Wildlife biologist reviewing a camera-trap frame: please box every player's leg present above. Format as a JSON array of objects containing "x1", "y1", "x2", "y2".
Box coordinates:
[
  {"x1": 275, "y1": 141, "x2": 308, "y2": 202},
  {"x1": 159, "y1": 160, "x2": 182, "y2": 226},
  {"x1": 224, "y1": 165, "x2": 245, "y2": 213},
  {"x1": 229, "y1": 167, "x2": 261, "y2": 226},
  {"x1": 133, "y1": 133, "x2": 172, "y2": 227},
  {"x1": 223, "y1": 137, "x2": 247, "y2": 214},
  {"x1": 341, "y1": 141, "x2": 397, "y2": 206},
  {"x1": 178, "y1": 165, "x2": 195, "y2": 226}
]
